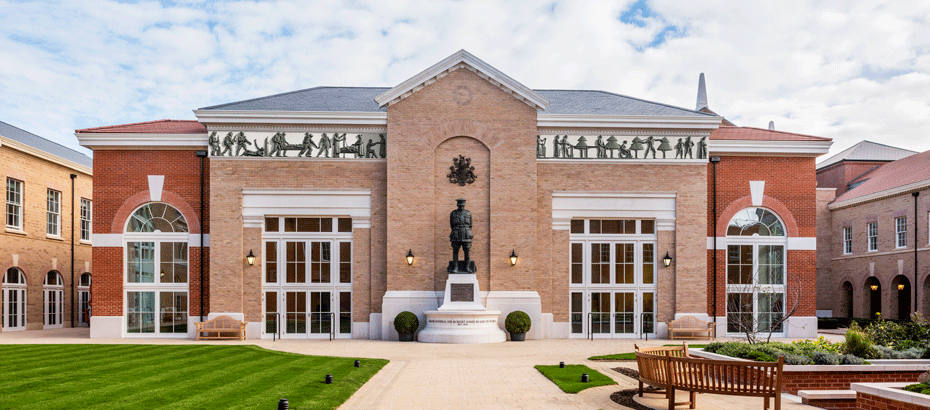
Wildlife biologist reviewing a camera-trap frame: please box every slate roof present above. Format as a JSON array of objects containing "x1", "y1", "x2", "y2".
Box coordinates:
[
  {"x1": 76, "y1": 119, "x2": 206, "y2": 134},
  {"x1": 0, "y1": 120, "x2": 92, "y2": 168},
  {"x1": 833, "y1": 149, "x2": 930, "y2": 203},
  {"x1": 710, "y1": 126, "x2": 831, "y2": 142},
  {"x1": 198, "y1": 86, "x2": 715, "y2": 117},
  {"x1": 817, "y1": 140, "x2": 916, "y2": 170}
]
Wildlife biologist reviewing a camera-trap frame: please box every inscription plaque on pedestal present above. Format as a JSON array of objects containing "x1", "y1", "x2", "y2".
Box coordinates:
[{"x1": 450, "y1": 283, "x2": 474, "y2": 302}]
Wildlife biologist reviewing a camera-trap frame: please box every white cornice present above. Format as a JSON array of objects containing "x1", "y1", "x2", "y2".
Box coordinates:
[
  {"x1": 536, "y1": 114, "x2": 722, "y2": 129},
  {"x1": 374, "y1": 49, "x2": 549, "y2": 110},
  {"x1": 828, "y1": 179, "x2": 930, "y2": 210},
  {"x1": 708, "y1": 139, "x2": 832, "y2": 156},
  {"x1": 76, "y1": 132, "x2": 208, "y2": 150},
  {"x1": 0, "y1": 136, "x2": 92, "y2": 175},
  {"x1": 193, "y1": 110, "x2": 387, "y2": 125}
]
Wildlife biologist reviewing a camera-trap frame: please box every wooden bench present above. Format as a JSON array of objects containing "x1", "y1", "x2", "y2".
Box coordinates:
[
  {"x1": 196, "y1": 315, "x2": 246, "y2": 341},
  {"x1": 668, "y1": 315, "x2": 715, "y2": 340},
  {"x1": 635, "y1": 344, "x2": 785, "y2": 410}
]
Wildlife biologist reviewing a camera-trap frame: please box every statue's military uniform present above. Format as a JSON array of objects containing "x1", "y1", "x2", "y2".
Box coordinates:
[{"x1": 449, "y1": 199, "x2": 473, "y2": 265}]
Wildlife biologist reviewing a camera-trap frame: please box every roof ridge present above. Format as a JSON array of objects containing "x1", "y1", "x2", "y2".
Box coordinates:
[
  {"x1": 0, "y1": 120, "x2": 92, "y2": 160},
  {"x1": 736, "y1": 126, "x2": 831, "y2": 141},
  {"x1": 538, "y1": 89, "x2": 716, "y2": 117},
  {"x1": 852, "y1": 140, "x2": 918, "y2": 153},
  {"x1": 198, "y1": 86, "x2": 391, "y2": 110},
  {"x1": 76, "y1": 119, "x2": 197, "y2": 132}
]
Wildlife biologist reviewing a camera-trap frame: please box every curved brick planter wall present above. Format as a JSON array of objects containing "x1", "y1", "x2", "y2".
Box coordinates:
[{"x1": 852, "y1": 383, "x2": 930, "y2": 410}]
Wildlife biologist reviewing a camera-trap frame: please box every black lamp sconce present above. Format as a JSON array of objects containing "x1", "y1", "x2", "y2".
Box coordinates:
[
  {"x1": 663, "y1": 252, "x2": 673, "y2": 268},
  {"x1": 509, "y1": 250, "x2": 518, "y2": 266},
  {"x1": 406, "y1": 249, "x2": 414, "y2": 266},
  {"x1": 246, "y1": 249, "x2": 256, "y2": 266}
]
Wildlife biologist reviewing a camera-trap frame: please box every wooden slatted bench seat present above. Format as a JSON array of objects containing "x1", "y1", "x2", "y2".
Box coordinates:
[
  {"x1": 196, "y1": 315, "x2": 246, "y2": 341},
  {"x1": 635, "y1": 343, "x2": 785, "y2": 410},
  {"x1": 667, "y1": 315, "x2": 715, "y2": 340}
]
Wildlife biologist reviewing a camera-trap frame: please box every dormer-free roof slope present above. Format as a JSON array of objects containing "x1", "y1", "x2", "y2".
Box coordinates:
[
  {"x1": 0, "y1": 120, "x2": 92, "y2": 168},
  {"x1": 76, "y1": 119, "x2": 206, "y2": 134},
  {"x1": 817, "y1": 140, "x2": 916, "y2": 170},
  {"x1": 832, "y1": 149, "x2": 930, "y2": 204}
]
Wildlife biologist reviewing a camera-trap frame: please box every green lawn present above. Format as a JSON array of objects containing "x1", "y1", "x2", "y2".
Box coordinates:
[
  {"x1": 0, "y1": 344, "x2": 387, "y2": 410},
  {"x1": 534, "y1": 365, "x2": 617, "y2": 393},
  {"x1": 588, "y1": 344, "x2": 706, "y2": 361}
]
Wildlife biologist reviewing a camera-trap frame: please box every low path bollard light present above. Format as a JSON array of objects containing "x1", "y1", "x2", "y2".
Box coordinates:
[
  {"x1": 559, "y1": 362, "x2": 565, "y2": 368},
  {"x1": 355, "y1": 359, "x2": 360, "y2": 368},
  {"x1": 325, "y1": 374, "x2": 333, "y2": 384},
  {"x1": 581, "y1": 373, "x2": 589, "y2": 383},
  {"x1": 277, "y1": 398, "x2": 289, "y2": 410}
]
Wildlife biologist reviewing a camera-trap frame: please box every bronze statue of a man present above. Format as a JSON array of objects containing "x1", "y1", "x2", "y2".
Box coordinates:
[{"x1": 449, "y1": 198, "x2": 475, "y2": 273}]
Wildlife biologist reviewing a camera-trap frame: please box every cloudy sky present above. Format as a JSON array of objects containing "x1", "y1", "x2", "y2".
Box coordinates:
[{"x1": 1, "y1": 0, "x2": 928, "y2": 161}]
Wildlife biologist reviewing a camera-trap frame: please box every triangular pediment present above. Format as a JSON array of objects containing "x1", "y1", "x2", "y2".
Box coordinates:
[{"x1": 374, "y1": 50, "x2": 550, "y2": 110}]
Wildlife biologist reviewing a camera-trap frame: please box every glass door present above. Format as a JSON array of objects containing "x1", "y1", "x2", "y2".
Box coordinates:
[{"x1": 3, "y1": 288, "x2": 26, "y2": 331}]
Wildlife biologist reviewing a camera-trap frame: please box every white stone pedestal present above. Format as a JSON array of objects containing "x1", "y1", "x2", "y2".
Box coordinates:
[{"x1": 419, "y1": 274, "x2": 506, "y2": 344}]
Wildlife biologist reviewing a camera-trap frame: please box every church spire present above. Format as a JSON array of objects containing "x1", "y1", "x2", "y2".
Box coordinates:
[{"x1": 696, "y1": 73, "x2": 708, "y2": 111}]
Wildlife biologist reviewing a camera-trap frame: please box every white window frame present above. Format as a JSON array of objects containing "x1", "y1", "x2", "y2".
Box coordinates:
[
  {"x1": 724, "y1": 208, "x2": 788, "y2": 337},
  {"x1": 6, "y1": 178, "x2": 23, "y2": 231},
  {"x1": 78, "y1": 272, "x2": 91, "y2": 327},
  {"x1": 895, "y1": 217, "x2": 907, "y2": 248},
  {"x1": 867, "y1": 222, "x2": 878, "y2": 252},
  {"x1": 843, "y1": 226, "x2": 852, "y2": 255},
  {"x1": 568, "y1": 219, "x2": 658, "y2": 339},
  {"x1": 2, "y1": 268, "x2": 27, "y2": 331},
  {"x1": 80, "y1": 198, "x2": 92, "y2": 242},
  {"x1": 47, "y1": 189, "x2": 61, "y2": 237},
  {"x1": 123, "y1": 203, "x2": 190, "y2": 338},
  {"x1": 43, "y1": 271, "x2": 64, "y2": 329},
  {"x1": 261, "y1": 216, "x2": 353, "y2": 339}
]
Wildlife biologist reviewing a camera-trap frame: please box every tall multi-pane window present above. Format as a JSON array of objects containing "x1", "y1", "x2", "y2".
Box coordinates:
[
  {"x1": 80, "y1": 198, "x2": 92, "y2": 241},
  {"x1": 725, "y1": 207, "x2": 787, "y2": 335},
  {"x1": 867, "y1": 222, "x2": 878, "y2": 251},
  {"x1": 895, "y1": 217, "x2": 907, "y2": 248},
  {"x1": 47, "y1": 189, "x2": 61, "y2": 236},
  {"x1": 6, "y1": 178, "x2": 23, "y2": 230},
  {"x1": 843, "y1": 227, "x2": 852, "y2": 254}
]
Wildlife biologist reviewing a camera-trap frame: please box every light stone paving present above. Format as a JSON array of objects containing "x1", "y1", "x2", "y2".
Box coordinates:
[{"x1": 0, "y1": 329, "x2": 842, "y2": 409}]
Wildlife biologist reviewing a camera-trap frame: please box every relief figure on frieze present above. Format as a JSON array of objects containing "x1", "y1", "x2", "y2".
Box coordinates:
[
  {"x1": 221, "y1": 132, "x2": 235, "y2": 156},
  {"x1": 208, "y1": 132, "x2": 221, "y2": 156}
]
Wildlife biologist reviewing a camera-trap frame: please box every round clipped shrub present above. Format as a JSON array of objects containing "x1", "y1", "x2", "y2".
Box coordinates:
[
  {"x1": 811, "y1": 351, "x2": 840, "y2": 365},
  {"x1": 783, "y1": 354, "x2": 813, "y2": 365},
  {"x1": 394, "y1": 311, "x2": 419, "y2": 335},
  {"x1": 505, "y1": 311, "x2": 532, "y2": 334}
]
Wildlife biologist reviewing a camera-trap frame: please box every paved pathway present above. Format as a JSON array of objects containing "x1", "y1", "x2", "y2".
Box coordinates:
[{"x1": 1, "y1": 329, "x2": 840, "y2": 409}]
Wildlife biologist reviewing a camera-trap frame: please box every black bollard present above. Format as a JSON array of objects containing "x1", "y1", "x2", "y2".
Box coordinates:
[
  {"x1": 559, "y1": 362, "x2": 565, "y2": 368},
  {"x1": 354, "y1": 359, "x2": 360, "y2": 368},
  {"x1": 325, "y1": 374, "x2": 333, "y2": 384},
  {"x1": 278, "y1": 398, "x2": 289, "y2": 410},
  {"x1": 581, "y1": 373, "x2": 589, "y2": 383}
]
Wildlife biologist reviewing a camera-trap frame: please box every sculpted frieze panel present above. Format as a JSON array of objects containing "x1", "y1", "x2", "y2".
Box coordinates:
[
  {"x1": 208, "y1": 131, "x2": 386, "y2": 158},
  {"x1": 536, "y1": 134, "x2": 707, "y2": 160}
]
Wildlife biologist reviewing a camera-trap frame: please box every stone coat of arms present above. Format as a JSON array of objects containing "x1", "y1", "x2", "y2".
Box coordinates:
[{"x1": 447, "y1": 155, "x2": 476, "y2": 186}]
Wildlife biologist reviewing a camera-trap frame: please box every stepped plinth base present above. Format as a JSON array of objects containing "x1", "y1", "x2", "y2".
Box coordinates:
[{"x1": 418, "y1": 310, "x2": 506, "y2": 344}]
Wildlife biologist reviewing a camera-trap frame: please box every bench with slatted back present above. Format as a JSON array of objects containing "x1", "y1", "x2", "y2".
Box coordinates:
[
  {"x1": 635, "y1": 343, "x2": 785, "y2": 410},
  {"x1": 196, "y1": 315, "x2": 246, "y2": 341},
  {"x1": 667, "y1": 315, "x2": 715, "y2": 340}
]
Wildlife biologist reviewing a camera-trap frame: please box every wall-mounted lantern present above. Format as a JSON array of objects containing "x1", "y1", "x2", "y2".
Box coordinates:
[
  {"x1": 406, "y1": 249, "x2": 414, "y2": 266},
  {"x1": 509, "y1": 250, "x2": 518, "y2": 266},
  {"x1": 246, "y1": 249, "x2": 256, "y2": 266},
  {"x1": 663, "y1": 252, "x2": 673, "y2": 268},
  {"x1": 898, "y1": 283, "x2": 905, "y2": 291},
  {"x1": 870, "y1": 284, "x2": 879, "y2": 291}
]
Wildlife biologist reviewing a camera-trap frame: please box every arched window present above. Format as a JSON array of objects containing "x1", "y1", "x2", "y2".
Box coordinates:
[
  {"x1": 725, "y1": 207, "x2": 788, "y2": 336},
  {"x1": 727, "y1": 207, "x2": 785, "y2": 236},
  {"x1": 44, "y1": 271, "x2": 64, "y2": 328},
  {"x1": 78, "y1": 273, "x2": 91, "y2": 327},
  {"x1": 126, "y1": 203, "x2": 188, "y2": 233},
  {"x1": 2, "y1": 268, "x2": 27, "y2": 330},
  {"x1": 124, "y1": 203, "x2": 189, "y2": 337}
]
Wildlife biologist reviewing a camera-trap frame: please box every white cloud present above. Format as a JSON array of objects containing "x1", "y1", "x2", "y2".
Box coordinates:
[{"x1": 0, "y1": 0, "x2": 928, "y2": 161}]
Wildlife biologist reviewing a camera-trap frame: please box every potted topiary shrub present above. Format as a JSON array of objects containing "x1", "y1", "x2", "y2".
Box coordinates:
[
  {"x1": 505, "y1": 310, "x2": 531, "y2": 341},
  {"x1": 394, "y1": 311, "x2": 419, "y2": 342}
]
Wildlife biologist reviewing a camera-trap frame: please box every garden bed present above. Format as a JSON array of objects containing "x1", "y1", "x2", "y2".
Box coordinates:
[{"x1": 851, "y1": 382, "x2": 930, "y2": 410}]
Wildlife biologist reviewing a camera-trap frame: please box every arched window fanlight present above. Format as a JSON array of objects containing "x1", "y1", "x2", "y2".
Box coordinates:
[
  {"x1": 45, "y1": 271, "x2": 63, "y2": 287},
  {"x1": 3, "y1": 268, "x2": 26, "y2": 284},
  {"x1": 127, "y1": 203, "x2": 188, "y2": 233},
  {"x1": 727, "y1": 207, "x2": 785, "y2": 236}
]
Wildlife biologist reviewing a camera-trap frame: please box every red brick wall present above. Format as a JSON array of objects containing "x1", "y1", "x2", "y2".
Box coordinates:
[
  {"x1": 801, "y1": 397, "x2": 856, "y2": 410},
  {"x1": 856, "y1": 392, "x2": 929, "y2": 410},
  {"x1": 817, "y1": 161, "x2": 887, "y2": 197},
  {"x1": 706, "y1": 155, "x2": 819, "y2": 317},
  {"x1": 782, "y1": 370, "x2": 922, "y2": 394},
  {"x1": 91, "y1": 150, "x2": 209, "y2": 318}
]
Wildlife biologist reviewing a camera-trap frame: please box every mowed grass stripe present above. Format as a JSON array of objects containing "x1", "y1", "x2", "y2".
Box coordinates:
[
  {"x1": 28, "y1": 346, "x2": 256, "y2": 409},
  {"x1": 0, "y1": 345, "x2": 387, "y2": 410},
  {"x1": 0, "y1": 343, "x2": 132, "y2": 368},
  {"x1": 97, "y1": 348, "x2": 287, "y2": 409},
  {"x1": 8, "y1": 346, "x2": 239, "y2": 408}
]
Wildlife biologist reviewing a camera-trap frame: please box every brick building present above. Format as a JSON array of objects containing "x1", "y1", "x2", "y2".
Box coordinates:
[
  {"x1": 1, "y1": 121, "x2": 93, "y2": 332},
  {"x1": 816, "y1": 145, "x2": 929, "y2": 320},
  {"x1": 77, "y1": 50, "x2": 829, "y2": 340}
]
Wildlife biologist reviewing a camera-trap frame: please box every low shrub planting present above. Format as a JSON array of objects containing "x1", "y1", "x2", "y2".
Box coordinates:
[
  {"x1": 704, "y1": 338, "x2": 864, "y2": 365},
  {"x1": 505, "y1": 311, "x2": 531, "y2": 334},
  {"x1": 903, "y1": 373, "x2": 930, "y2": 396}
]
